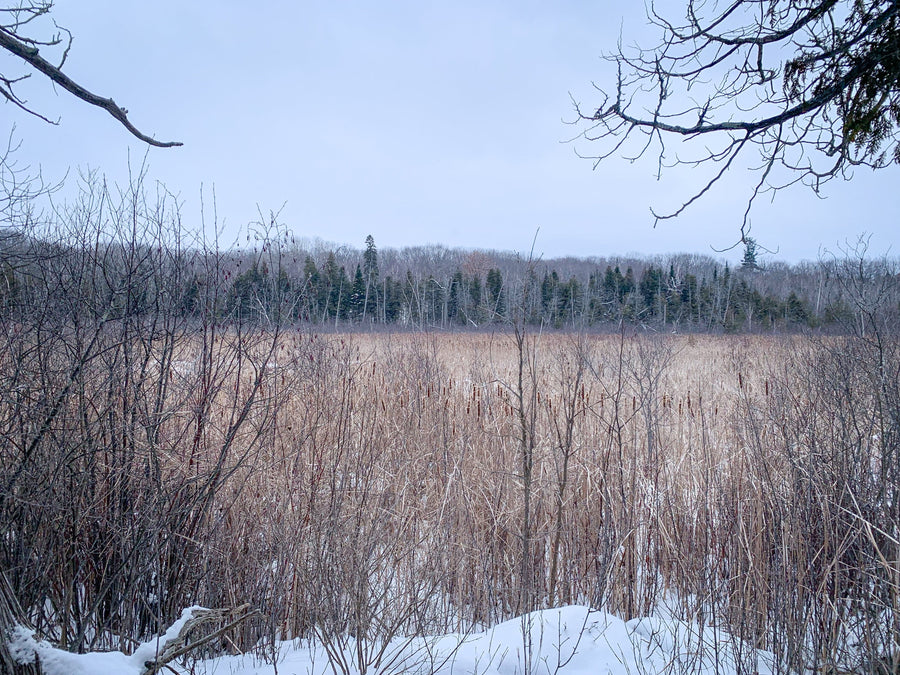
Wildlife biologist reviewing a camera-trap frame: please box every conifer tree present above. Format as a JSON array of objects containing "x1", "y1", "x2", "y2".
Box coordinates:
[
  {"x1": 350, "y1": 265, "x2": 366, "y2": 320},
  {"x1": 486, "y1": 268, "x2": 505, "y2": 319},
  {"x1": 301, "y1": 256, "x2": 323, "y2": 321},
  {"x1": 363, "y1": 235, "x2": 379, "y2": 321},
  {"x1": 741, "y1": 238, "x2": 761, "y2": 271},
  {"x1": 448, "y1": 270, "x2": 462, "y2": 323}
]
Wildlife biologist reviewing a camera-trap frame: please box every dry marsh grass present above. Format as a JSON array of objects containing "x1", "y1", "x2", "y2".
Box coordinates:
[{"x1": 3, "y1": 328, "x2": 897, "y2": 672}]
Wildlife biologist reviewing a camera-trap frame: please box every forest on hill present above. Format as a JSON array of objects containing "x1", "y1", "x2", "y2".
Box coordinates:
[
  {"x1": 2, "y1": 220, "x2": 896, "y2": 334},
  {"x1": 284, "y1": 235, "x2": 883, "y2": 332}
]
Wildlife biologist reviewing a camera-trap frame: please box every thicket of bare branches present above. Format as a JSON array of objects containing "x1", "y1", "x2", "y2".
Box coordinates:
[
  {"x1": 0, "y1": 174, "x2": 291, "y2": 667},
  {"x1": 0, "y1": 174, "x2": 896, "y2": 674}
]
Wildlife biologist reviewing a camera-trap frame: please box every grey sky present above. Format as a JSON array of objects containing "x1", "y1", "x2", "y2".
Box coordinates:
[{"x1": 7, "y1": 1, "x2": 899, "y2": 263}]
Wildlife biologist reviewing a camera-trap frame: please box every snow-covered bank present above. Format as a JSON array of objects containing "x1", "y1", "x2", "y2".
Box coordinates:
[
  {"x1": 7, "y1": 606, "x2": 205, "y2": 675},
  {"x1": 8, "y1": 605, "x2": 776, "y2": 675}
]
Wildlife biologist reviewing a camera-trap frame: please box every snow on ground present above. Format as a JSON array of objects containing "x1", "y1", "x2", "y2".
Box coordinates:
[
  {"x1": 8, "y1": 605, "x2": 776, "y2": 675},
  {"x1": 7, "y1": 606, "x2": 204, "y2": 675}
]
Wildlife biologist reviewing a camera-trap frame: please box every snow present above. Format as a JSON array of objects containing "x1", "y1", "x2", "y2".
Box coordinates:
[
  {"x1": 7, "y1": 605, "x2": 776, "y2": 675},
  {"x1": 7, "y1": 606, "x2": 205, "y2": 675}
]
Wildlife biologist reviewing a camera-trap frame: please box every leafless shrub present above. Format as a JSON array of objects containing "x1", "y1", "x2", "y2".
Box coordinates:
[
  {"x1": 0, "y1": 173, "x2": 290, "y2": 662},
  {"x1": 0, "y1": 193, "x2": 896, "y2": 674}
]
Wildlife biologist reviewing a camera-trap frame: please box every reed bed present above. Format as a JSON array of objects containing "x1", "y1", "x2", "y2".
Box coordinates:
[{"x1": 3, "y1": 328, "x2": 897, "y2": 673}]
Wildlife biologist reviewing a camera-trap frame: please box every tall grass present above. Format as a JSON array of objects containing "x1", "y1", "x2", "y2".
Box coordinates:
[{"x1": 2, "y1": 322, "x2": 898, "y2": 673}]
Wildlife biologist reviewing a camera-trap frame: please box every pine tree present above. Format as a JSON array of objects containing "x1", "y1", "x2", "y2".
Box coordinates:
[
  {"x1": 301, "y1": 256, "x2": 323, "y2": 321},
  {"x1": 350, "y1": 264, "x2": 366, "y2": 320},
  {"x1": 448, "y1": 270, "x2": 462, "y2": 323},
  {"x1": 226, "y1": 264, "x2": 266, "y2": 321},
  {"x1": 559, "y1": 276, "x2": 582, "y2": 326},
  {"x1": 363, "y1": 235, "x2": 379, "y2": 321},
  {"x1": 486, "y1": 268, "x2": 505, "y2": 319},
  {"x1": 786, "y1": 292, "x2": 809, "y2": 325},
  {"x1": 323, "y1": 252, "x2": 349, "y2": 321},
  {"x1": 383, "y1": 276, "x2": 402, "y2": 323},
  {"x1": 639, "y1": 265, "x2": 662, "y2": 314},
  {"x1": 541, "y1": 271, "x2": 557, "y2": 321},
  {"x1": 741, "y1": 238, "x2": 760, "y2": 270}
]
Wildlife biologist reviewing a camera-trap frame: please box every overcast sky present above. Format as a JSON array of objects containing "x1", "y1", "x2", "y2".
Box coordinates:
[{"x1": 6, "y1": 1, "x2": 899, "y2": 264}]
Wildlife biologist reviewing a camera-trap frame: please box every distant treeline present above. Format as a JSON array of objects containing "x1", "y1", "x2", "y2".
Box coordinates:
[
  {"x1": 223, "y1": 235, "x2": 899, "y2": 333},
  {"x1": 1, "y1": 228, "x2": 897, "y2": 333}
]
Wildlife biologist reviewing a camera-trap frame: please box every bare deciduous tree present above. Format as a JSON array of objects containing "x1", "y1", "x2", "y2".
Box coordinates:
[{"x1": 575, "y1": 1, "x2": 900, "y2": 232}]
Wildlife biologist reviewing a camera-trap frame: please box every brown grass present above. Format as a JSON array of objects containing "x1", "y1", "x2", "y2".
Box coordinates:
[{"x1": 6, "y1": 328, "x2": 897, "y2": 672}]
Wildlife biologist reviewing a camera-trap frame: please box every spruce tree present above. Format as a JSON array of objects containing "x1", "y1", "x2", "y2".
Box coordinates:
[
  {"x1": 363, "y1": 235, "x2": 379, "y2": 321},
  {"x1": 741, "y1": 238, "x2": 760, "y2": 270},
  {"x1": 486, "y1": 268, "x2": 505, "y2": 318},
  {"x1": 350, "y1": 264, "x2": 366, "y2": 320}
]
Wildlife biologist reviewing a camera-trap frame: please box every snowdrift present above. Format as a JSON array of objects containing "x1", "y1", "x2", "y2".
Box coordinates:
[{"x1": 7, "y1": 605, "x2": 776, "y2": 675}]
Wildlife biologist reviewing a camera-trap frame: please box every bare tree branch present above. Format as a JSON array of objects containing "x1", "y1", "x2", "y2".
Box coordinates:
[
  {"x1": 574, "y1": 0, "x2": 900, "y2": 228},
  {"x1": 0, "y1": 27, "x2": 182, "y2": 147}
]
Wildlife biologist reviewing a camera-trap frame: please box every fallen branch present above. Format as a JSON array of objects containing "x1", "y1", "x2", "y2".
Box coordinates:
[{"x1": 140, "y1": 604, "x2": 260, "y2": 675}]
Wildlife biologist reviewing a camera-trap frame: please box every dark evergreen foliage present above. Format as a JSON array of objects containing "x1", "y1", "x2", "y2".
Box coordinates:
[
  {"x1": 211, "y1": 237, "x2": 898, "y2": 333},
  {"x1": 3, "y1": 233, "x2": 896, "y2": 333}
]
